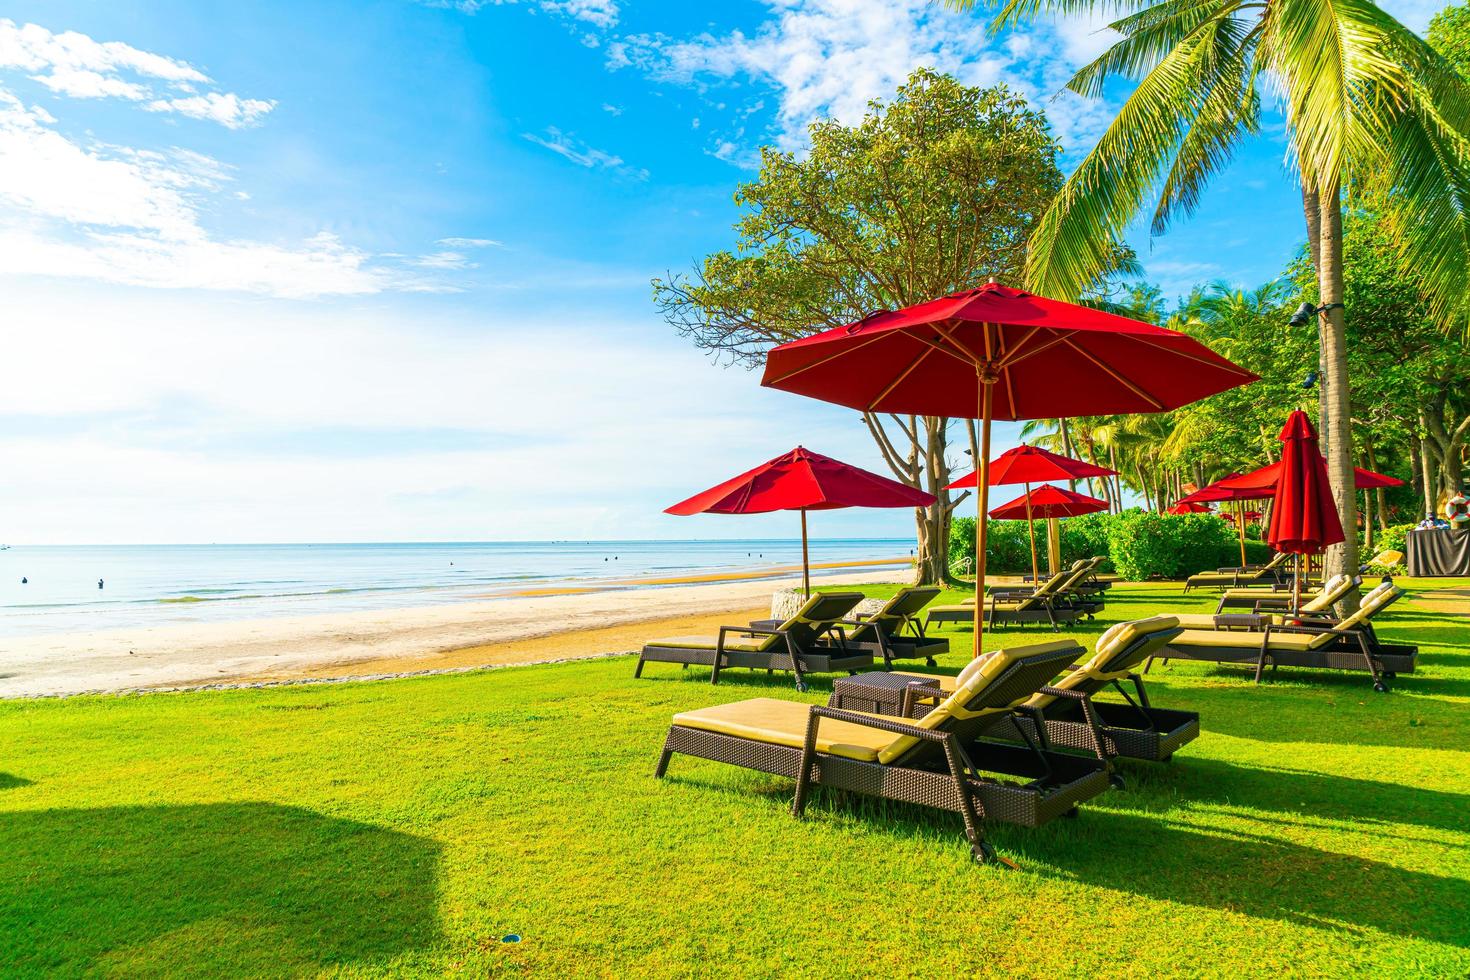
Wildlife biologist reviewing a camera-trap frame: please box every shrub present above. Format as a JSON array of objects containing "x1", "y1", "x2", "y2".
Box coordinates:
[
  {"x1": 949, "y1": 517, "x2": 1033, "y2": 575},
  {"x1": 1366, "y1": 524, "x2": 1414, "y2": 574},
  {"x1": 948, "y1": 510, "x2": 1274, "y2": 580}
]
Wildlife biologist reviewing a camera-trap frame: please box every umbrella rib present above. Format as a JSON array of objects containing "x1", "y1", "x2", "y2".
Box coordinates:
[
  {"x1": 930, "y1": 323, "x2": 983, "y2": 367},
  {"x1": 1122, "y1": 333, "x2": 1259, "y2": 376},
  {"x1": 866, "y1": 345, "x2": 933, "y2": 410},
  {"x1": 1059, "y1": 336, "x2": 1166, "y2": 410},
  {"x1": 763, "y1": 334, "x2": 889, "y2": 386}
]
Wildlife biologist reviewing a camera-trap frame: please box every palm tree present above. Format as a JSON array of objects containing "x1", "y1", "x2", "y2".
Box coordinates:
[{"x1": 953, "y1": 0, "x2": 1470, "y2": 591}]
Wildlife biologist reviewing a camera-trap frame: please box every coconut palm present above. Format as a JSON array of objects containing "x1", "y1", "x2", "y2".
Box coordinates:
[{"x1": 952, "y1": 0, "x2": 1470, "y2": 588}]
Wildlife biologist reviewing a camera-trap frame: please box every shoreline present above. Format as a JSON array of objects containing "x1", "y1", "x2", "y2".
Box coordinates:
[{"x1": 0, "y1": 566, "x2": 913, "y2": 699}]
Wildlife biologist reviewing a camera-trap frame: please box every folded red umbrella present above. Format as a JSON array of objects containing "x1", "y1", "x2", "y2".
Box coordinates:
[
  {"x1": 989, "y1": 485, "x2": 1109, "y2": 520},
  {"x1": 762, "y1": 283, "x2": 1256, "y2": 656},
  {"x1": 665, "y1": 446, "x2": 935, "y2": 594},
  {"x1": 1268, "y1": 411, "x2": 1345, "y2": 555}
]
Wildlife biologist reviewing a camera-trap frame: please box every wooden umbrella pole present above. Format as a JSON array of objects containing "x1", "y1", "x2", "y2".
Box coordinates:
[
  {"x1": 1236, "y1": 501, "x2": 1247, "y2": 566},
  {"x1": 1024, "y1": 480, "x2": 1039, "y2": 584},
  {"x1": 974, "y1": 375, "x2": 995, "y2": 659},
  {"x1": 800, "y1": 508, "x2": 811, "y2": 598}
]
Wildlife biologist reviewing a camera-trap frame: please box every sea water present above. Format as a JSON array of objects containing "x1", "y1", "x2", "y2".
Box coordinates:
[{"x1": 0, "y1": 539, "x2": 909, "y2": 637}]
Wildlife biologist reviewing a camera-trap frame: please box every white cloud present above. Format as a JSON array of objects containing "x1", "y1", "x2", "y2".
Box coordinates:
[
  {"x1": 523, "y1": 125, "x2": 648, "y2": 179},
  {"x1": 423, "y1": 0, "x2": 618, "y2": 30},
  {"x1": 0, "y1": 87, "x2": 404, "y2": 297},
  {"x1": 412, "y1": 249, "x2": 473, "y2": 269},
  {"x1": 601, "y1": 102, "x2": 622, "y2": 115},
  {"x1": 145, "y1": 92, "x2": 275, "y2": 130},
  {"x1": 606, "y1": 0, "x2": 1118, "y2": 158},
  {"x1": 0, "y1": 284, "x2": 909, "y2": 543},
  {"x1": 0, "y1": 19, "x2": 273, "y2": 128},
  {"x1": 437, "y1": 236, "x2": 503, "y2": 248}
]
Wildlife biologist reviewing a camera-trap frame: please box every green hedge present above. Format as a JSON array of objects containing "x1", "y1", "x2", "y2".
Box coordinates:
[
  {"x1": 950, "y1": 510, "x2": 1272, "y2": 580},
  {"x1": 1367, "y1": 524, "x2": 1413, "y2": 574}
]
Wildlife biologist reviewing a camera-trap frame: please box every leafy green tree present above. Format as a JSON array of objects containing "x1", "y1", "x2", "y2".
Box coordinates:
[
  {"x1": 653, "y1": 69, "x2": 1068, "y2": 584},
  {"x1": 952, "y1": 0, "x2": 1470, "y2": 591},
  {"x1": 1430, "y1": 1, "x2": 1470, "y2": 77}
]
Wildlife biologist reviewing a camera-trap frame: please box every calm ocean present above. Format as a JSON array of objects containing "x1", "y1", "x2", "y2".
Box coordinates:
[{"x1": 0, "y1": 539, "x2": 909, "y2": 637}]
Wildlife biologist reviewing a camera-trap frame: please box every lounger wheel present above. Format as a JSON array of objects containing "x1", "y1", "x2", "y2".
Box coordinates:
[
  {"x1": 1108, "y1": 773, "x2": 1126, "y2": 790},
  {"x1": 1383, "y1": 671, "x2": 1396, "y2": 679},
  {"x1": 1373, "y1": 680, "x2": 1388, "y2": 693},
  {"x1": 971, "y1": 840, "x2": 998, "y2": 865},
  {"x1": 1063, "y1": 806, "x2": 1079, "y2": 820},
  {"x1": 925, "y1": 657, "x2": 937, "y2": 668},
  {"x1": 794, "y1": 680, "x2": 808, "y2": 693}
]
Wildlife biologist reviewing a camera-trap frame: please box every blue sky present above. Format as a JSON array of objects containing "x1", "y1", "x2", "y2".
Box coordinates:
[{"x1": 0, "y1": 0, "x2": 1442, "y2": 544}]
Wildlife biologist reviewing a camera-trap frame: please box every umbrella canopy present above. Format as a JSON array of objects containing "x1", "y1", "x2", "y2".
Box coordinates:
[
  {"x1": 1268, "y1": 412, "x2": 1345, "y2": 556},
  {"x1": 665, "y1": 446, "x2": 934, "y2": 595},
  {"x1": 989, "y1": 485, "x2": 1109, "y2": 521},
  {"x1": 947, "y1": 446, "x2": 1116, "y2": 583},
  {"x1": 762, "y1": 283, "x2": 1257, "y2": 655},
  {"x1": 946, "y1": 444, "x2": 1115, "y2": 489},
  {"x1": 1202, "y1": 459, "x2": 1406, "y2": 494},
  {"x1": 1167, "y1": 501, "x2": 1213, "y2": 515}
]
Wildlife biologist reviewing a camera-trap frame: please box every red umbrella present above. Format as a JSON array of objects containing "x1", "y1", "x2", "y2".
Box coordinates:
[
  {"x1": 989, "y1": 485, "x2": 1109, "y2": 520},
  {"x1": 1178, "y1": 474, "x2": 1275, "y2": 566},
  {"x1": 762, "y1": 283, "x2": 1257, "y2": 655},
  {"x1": 1210, "y1": 459, "x2": 1405, "y2": 493},
  {"x1": 1167, "y1": 501, "x2": 1213, "y2": 515},
  {"x1": 1268, "y1": 411, "x2": 1345, "y2": 610},
  {"x1": 948, "y1": 446, "x2": 1116, "y2": 582},
  {"x1": 665, "y1": 446, "x2": 935, "y2": 595}
]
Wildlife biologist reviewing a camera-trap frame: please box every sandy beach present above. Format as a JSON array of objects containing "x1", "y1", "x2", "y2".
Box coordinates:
[{"x1": 0, "y1": 564, "x2": 914, "y2": 698}]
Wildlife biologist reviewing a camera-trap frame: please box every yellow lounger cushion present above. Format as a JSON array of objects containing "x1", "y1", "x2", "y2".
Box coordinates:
[
  {"x1": 1171, "y1": 628, "x2": 1318, "y2": 651},
  {"x1": 672, "y1": 698, "x2": 897, "y2": 762},
  {"x1": 647, "y1": 634, "x2": 773, "y2": 653}
]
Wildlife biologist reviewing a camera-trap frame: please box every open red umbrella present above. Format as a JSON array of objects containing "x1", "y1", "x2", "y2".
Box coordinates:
[
  {"x1": 1167, "y1": 501, "x2": 1213, "y2": 515},
  {"x1": 989, "y1": 484, "x2": 1109, "y2": 520},
  {"x1": 948, "y1": 445, "x2": 1116, "y2": 584},
  {"x1": 1210, "y1": 459, "x2": 1405, "y2": 493},
  {"x1": 665, "y1": 446, "x2": 935, "y2": 595},
  {"x1": 1177, "y1": 474, "x2": 1275, "y2": 566},
  {"x1": 1268, "y1": 411, "x2": 1345, "y2": 611},
  {"x1": 762, "y1": 283, "x2": 1257, "y2": 655}
]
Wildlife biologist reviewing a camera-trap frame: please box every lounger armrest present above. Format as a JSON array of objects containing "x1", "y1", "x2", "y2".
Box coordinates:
[
  {"x1": 807, "y1": 705, "x2": 950, "y2": 742},
  {"x1": 1250, "y1": 597, "x2": 1292, "y2": 612},
  {"x1": 1266, "y1": 623, "x2": 1361, "y2": 639},
  {"x1": 716, "y1": 625, "x2": 786, "y2": 653}
]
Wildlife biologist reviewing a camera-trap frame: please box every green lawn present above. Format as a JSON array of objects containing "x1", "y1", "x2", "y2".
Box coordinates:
[{"x1": 2, "y1": 580, "x2": 1468, "y2": 976}]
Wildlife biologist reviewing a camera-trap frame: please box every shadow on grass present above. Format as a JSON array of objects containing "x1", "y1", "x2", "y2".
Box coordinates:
[
  {"x1": 1111, "y1": 758, "x2": 1470, "y2": 836},
  {"x1": 668, "y1": 768, "x2": 1469, "y2": 948},
  {"x1": 0, "y1": 773, "x2": 32, "y2": 790},
  {"x1": 1025, "y1": 810, "x2": 1470, "y2": 948},
  {"x1": 0, "y1": 803, "x2": 439, "y2": 974}
]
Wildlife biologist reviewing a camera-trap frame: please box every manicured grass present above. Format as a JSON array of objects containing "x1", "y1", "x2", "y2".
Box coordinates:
[{"x1": 1, "y1": 580, "x2": 1467, "y2": 976}]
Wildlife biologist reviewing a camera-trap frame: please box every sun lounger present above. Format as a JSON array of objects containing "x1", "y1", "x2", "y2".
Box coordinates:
[
  {"x1": 1185, "y1": 574, "x2": 1359, "y2": 623},
  {"x1": 891, "y1": 616, "x2": 1198, "y2": 766},
  {"x1": 835, "y1": 586, "x2": 948, "y2": 667},
  {"x1": 1182, "y1": 551, "x2": 1290, "y2": 592},
  {"x1": 1151, "y1": 582, "x2": 1417, "y2": 691},
  {"x1": 926, "y1": 568, "x2": 1091, "y2": 632},
  {"x1": 992, "y1": 560, "x2": 1106, "y2": 614},
  {"x1": 1024, "y1": 555, "x2": 1112, "y2": 594},
  {"x1": 655, "y1": 640, "x2": 1112, "y2": 864},
  {"x1": 635, "y1": 591, "x2": 868, "y2": 692}
]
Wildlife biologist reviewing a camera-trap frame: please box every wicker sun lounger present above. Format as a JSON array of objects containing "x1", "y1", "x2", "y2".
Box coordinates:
[
  {"x1": 1151, "y1": 582, "x2": 1417, "y2": 691},
  {"x1": 992, "y1": 560, "x2": 1106, "y2": 614},
  {"x1": 1179, "y1": 574, "x2": 1360, "y2": 623},
  {"x1": 635, "y1": 591, "x2": 868, "y2": 692},
  {"x1": 656, "y1": 640, "x2": 1111, "y2": 864},
  {"x1": 1023, "y1": 556, "x2": 1112, "y2": 595},
  {"x1": 836, "y1": 586, "x2": 948, "y2": 668},
  {"x1": 1182, "y1": 552, "x2": 1290, "y2": 593},
  {"x1": 890, "y1": 616, "x2": 1198, "y2": 766},
  {"x1": 1209, "y1": 572, "x2": 1355, "y2": 612},
  {"x1": 926, "y1": 567, "x2": 1091, "y2": 631}
]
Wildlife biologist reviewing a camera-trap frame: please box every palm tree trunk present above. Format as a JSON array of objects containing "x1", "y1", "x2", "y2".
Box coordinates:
[
  {"x1": 1315, "y1": 180, "x2": 1360, "y2": 595},
  {"x1": 1365, "y1": 441, "x2": 1389, "y2": 529}
]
